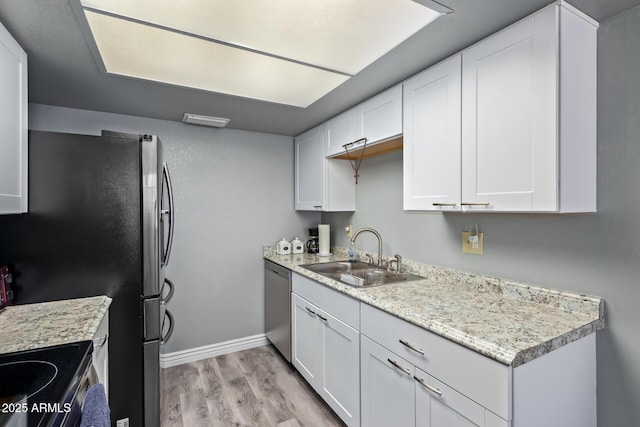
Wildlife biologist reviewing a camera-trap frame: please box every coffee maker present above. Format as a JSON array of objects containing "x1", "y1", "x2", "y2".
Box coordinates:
[{"x1": 306, "y1": 228, "x2": 319, "y2": 254}]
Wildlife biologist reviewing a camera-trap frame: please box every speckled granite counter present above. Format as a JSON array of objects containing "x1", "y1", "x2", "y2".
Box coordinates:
[
  {"x1": 0, "y1": 295, "x2": 112, "y2": 354},
  {"x1": 263, "y1": 247, "x2": 604, "y2": 367}
]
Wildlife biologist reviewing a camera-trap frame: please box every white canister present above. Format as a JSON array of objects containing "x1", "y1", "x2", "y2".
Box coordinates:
[
  {"x1": 291, "y1": 237, "x2": 304, "y2": 254},
  {"x1": 276, "y1": 238, "x2": 291, "y2": 255}
]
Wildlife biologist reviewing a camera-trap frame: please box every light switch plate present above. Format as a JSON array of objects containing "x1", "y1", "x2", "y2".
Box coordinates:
[{"x1": 462, "y1": 231, "x2": 483, "y2": 255}]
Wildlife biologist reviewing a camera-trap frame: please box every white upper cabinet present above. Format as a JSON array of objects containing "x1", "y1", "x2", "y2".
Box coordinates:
[
  {"x1": 0, "y1": 21, "x2": 28, "y2": 214},
  {"x1": 461, "y1": 2, "x2": 597, "y2": 212},
  {"x1": 357, "y1": 85, "x2": 402, "y2": 147},
  {"x1": 326, "y1": 85, "x2": 402, "y2": 158},
  {"x1": 403, "y1": 54, "x2": 461, "y2": 211},
  {"x1": 295, "y1": 125, "x2": 325, "y2": 211},
  {"x1": 294, "y1": 124, "x2": 355, "y2": 211},
  {"x1": 403, "y1": 1, "x2": 597, "y2": 213},
  {"x1": 326, "y1": 108, "x2": 358, "y2": 158}
]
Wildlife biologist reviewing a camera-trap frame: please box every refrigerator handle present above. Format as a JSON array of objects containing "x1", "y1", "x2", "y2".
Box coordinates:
[
  {"x1": 161, "y1": 277, "x2": 175, "y2": 304},
  {"x1": 161, "y1": 162, "x2": 175, "y2": 266},
  {"x1": 161, "y1": 309, "x2": 175, "y2": 345}
]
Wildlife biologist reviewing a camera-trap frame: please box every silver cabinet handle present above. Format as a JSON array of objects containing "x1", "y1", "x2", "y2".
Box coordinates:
[
  {"x1": 461, "y1": 202, "x2": 491, "y2": 206},
  {"x1": 387, "y1": 358, "x2": 411, "y2": 375},
  {"x1": 317, "y1": 313, "x2": 328, "y2": 321},
  {"x1": 432, "y1": 202, "x2": 457, "y2": 207},
  {"x1": 399, "y1": 339, "x2": 424, "y2": 355},
  {"x1": 305, "y1": 307, "x2": 316, "y2": 316},
  {"x1": 414, "y1": 376, "x2": 442, "y2": 396},
  {"x1": 313, "y1": 205, "x2": 323, "y2": 209}
]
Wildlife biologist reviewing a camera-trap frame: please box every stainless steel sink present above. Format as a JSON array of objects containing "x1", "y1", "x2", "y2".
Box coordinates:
[{"x1": 300, "y1": 260, "x2": 424, "y2": 287}]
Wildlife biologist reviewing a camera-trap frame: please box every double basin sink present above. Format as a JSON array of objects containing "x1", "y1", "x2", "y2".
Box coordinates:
[{"x1": 300, "y1": 260, "x2": 424, "y2": 288}]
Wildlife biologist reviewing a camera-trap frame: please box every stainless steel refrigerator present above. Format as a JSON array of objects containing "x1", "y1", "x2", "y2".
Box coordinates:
[{"x1": 0, "y1": 130, "x2": 175, "y2": 426}]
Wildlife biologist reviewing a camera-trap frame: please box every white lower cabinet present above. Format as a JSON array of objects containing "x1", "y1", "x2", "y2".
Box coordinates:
[
  {"x1": 291, "y1": 275, "x2": 596, "y2": 427},
  {"x1": 361, "y1": 335, "x2": 507, "y2": 427},
  {"x1": 415, "y1": 367, "x2": 508, "y2": 427},
  {"x1": 361, "y1": 335, "x2": 415, "y2": 427},
  {"x1": 92, "y1": 310, "x2": 110, "y2": 398},
  {"x1": 291, "y1": 273, "x2": 360, "y2": 426}
]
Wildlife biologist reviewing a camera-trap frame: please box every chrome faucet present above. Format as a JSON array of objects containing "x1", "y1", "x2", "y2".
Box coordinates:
[{"x1": 350, "y1": 227, "x2": 383, "y2": 266}]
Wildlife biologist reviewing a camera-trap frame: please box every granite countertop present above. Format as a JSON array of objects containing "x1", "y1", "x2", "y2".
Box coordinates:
[
  {"x1": 264, "y1": 247, "x2": 604, "y2": 368},
  {"x1": 0, "y1": 295, "x2": 112, "y2": 354}
]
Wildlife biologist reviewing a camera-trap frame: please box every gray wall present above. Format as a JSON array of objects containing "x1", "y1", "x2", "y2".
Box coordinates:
[
  {"x1": 323, "y1": 7, "x2": 640, "y2": 426},
  {"x1": 28, "y1": 103, "x2": 321, "y2": 354}
]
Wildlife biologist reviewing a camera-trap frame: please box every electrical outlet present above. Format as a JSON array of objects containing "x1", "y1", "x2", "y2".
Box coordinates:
[
  {"x1": 116, "y1": 419, "x2": 130, "y2": 427},
  {"x1": 462, "y1": 231, "x2": 484, "y2": 255},
  {"x1": 345, "y1": 224, "x2": 352, "y2": 238}
]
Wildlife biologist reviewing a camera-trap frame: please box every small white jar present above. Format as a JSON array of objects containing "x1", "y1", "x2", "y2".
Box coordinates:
[
  {"x1": 276, "y1": 238, "x2": 291, "y2": 255},
  {"x1": 291, "y1": 237, "x2": 304, "y2": 254}
]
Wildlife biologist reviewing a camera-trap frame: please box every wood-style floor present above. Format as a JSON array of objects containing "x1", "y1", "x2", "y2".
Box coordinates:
[{"x1": 161, "y1": 345, "x2": 346, "y2": 427}]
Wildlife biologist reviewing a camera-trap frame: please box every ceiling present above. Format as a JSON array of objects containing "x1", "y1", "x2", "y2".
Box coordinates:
[{"x1": 1, "y1": 0, "x2": 639, "y2": 137}]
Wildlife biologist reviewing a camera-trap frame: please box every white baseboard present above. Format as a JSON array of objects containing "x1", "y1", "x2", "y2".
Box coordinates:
[{"x1": 160, "y1": 334, "x2": 269, "y2": 368}]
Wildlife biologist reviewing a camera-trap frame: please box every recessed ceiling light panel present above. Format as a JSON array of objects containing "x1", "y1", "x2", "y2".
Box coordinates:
[
  {"x1": 80, "y1": 0, "x2": 442, "y2": 75},
  {"x1": 74, "y1": 0, "x2": 446, "y2": 107},
  {"x1": 83, "y1": 11, "x2": 349, "y2": 107}
]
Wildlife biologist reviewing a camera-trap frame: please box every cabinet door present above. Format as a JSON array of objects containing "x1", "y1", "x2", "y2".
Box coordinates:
[
  {"x1": 357, "y1": 85, "x2": 402, "y2": 145},
  {"x1": 294, "y1": 125, "x2": 326, "y2": 211},
  {"x1": 291, "y1": 293, "x2": 320, "y2": 385},
  {"x1": 461, "y1": 6, "x2": 557, "y2": 211},
  {"x1": 318, "y1": 308, "x2": 360, "y2": 427},
  {"x1": 403, "y1": 54, "x2": 461, "y2": 211},
  {"x1": 0, "y1": 22, "x2": 28, "y2": 214},
  {"x1": 415, "y1": 367, "x2": 487, "y2": 427},
  {"x1": 361, "y1": 335, "x2": 414, "y2": 427},
  {"x1": 326, "y1": 108, "x2": 358, "y2": 158}
]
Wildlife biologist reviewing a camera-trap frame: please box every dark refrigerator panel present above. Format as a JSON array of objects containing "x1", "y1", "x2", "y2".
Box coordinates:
[
  {"x1": 0, "y1": 131, "x2": 146, "y2": 426},
  {"x1": 9, "y1": 131, "x2": 142, "y2": 303}
]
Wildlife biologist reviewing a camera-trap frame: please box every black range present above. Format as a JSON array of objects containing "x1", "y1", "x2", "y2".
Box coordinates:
[{"x1": 0, "y1": 341, "x2": 94, "y2": 427}]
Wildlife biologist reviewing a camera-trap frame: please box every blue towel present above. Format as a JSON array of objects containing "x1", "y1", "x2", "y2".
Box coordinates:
[{"x1": 80, "y1": 383, "x2": 110, "y2": 427}]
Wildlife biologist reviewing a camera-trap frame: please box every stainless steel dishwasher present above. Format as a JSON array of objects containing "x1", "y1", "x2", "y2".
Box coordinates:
[{"x1": 265, "y1": 259, "x2": 292, "y2": 362}]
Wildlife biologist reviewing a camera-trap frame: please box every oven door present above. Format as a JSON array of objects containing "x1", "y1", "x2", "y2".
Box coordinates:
[{"x1": 53, "y1": 364, "x2": 98, "y2": 427}]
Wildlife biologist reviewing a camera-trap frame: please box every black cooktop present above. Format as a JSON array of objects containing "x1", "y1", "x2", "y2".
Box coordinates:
[{"x1": 0, "y1": 341, "x2": 93, "y2": 427}]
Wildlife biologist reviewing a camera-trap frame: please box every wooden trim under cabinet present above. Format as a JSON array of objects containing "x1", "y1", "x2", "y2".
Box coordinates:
[{"x1": 330, "y1": 136, "x2": 403, "y2": 160}]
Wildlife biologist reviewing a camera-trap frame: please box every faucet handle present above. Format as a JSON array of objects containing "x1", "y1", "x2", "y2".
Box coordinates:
[
  {"x1": 365, "y1": 254, "x2": 374, "y2": 264},
  {"x1": 392, "y1": 254, "x2": 403, "y2": 272}
]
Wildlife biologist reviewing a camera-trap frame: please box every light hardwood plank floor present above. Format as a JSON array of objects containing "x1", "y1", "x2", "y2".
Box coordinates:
[{"x1": 161, "y1": 345, "x2": 346, "y2": 427}]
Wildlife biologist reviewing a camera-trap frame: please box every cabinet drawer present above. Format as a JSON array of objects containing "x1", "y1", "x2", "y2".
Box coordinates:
[
  {"x1": 292, "y1": 273, "x2": 359, "y2": 330},
  {"x1": 361, "y1": 303, "x2": 511, "y2": 420}
]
